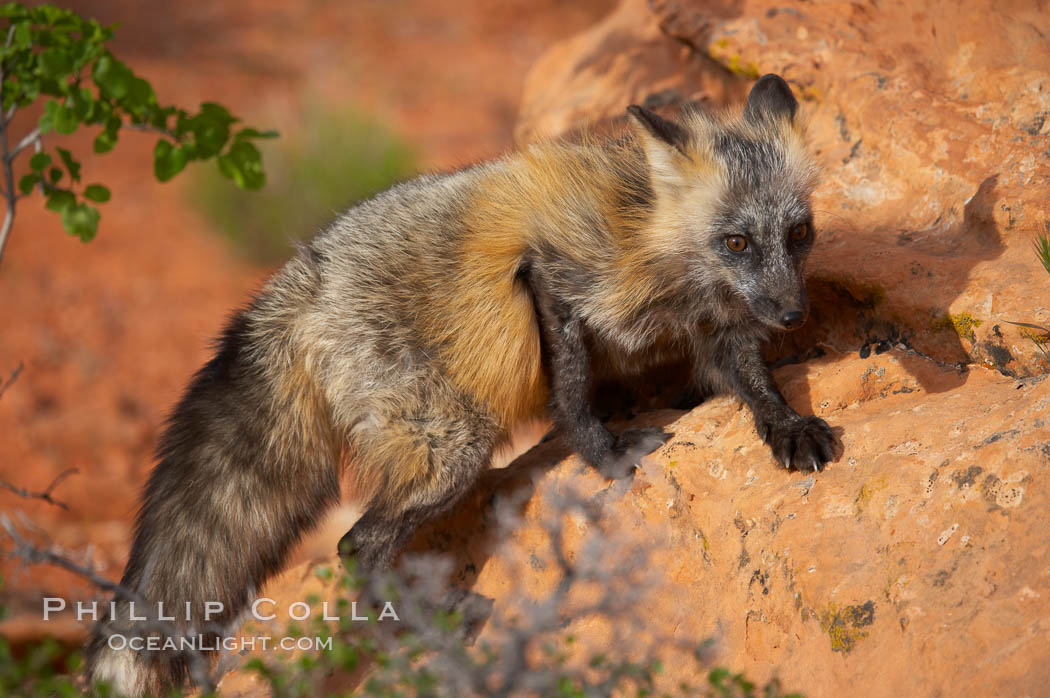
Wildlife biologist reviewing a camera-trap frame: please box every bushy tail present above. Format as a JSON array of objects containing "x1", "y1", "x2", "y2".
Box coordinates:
[{"x1": 86, "y1": 310, "x2": 340, "y2": 696}]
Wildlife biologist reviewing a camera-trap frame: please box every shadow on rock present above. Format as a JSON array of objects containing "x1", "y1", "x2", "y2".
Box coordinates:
[{"x1": 782, "y1": 174, "x2": 1006, "y2": 395}]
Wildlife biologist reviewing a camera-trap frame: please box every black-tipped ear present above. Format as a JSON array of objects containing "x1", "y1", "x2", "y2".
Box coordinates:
[
  {"x1": 743, "y1": 74, "x2": 798, "y2": 125},
  {"x1": 626, "y1": 105, "x2": 690, "y2": 157}
]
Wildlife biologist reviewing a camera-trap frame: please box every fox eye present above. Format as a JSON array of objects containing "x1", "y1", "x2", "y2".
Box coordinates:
[
  {"x1": 726, "y1": 235, "x2": 748, "y2": 252},
  {"x1": 790, "y1": 222, "x2": 810, "y2": 241}
]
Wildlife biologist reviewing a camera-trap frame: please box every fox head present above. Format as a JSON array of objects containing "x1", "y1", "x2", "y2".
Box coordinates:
[{"x1": 628, "y1": 74, "x2": 818, "y2": 332}]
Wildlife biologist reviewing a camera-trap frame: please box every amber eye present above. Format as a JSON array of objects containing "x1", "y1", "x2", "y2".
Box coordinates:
[
  {"x1": 726, "y1": 235, "x2": 748, "y2": 252},
  {"x1": 790, "y1": 222, "x2": 810, "y2": 241}
]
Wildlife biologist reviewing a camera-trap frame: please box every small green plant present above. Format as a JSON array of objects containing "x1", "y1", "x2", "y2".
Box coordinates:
[
  {"x1": 0, "y1": 2, "x2": 276, "y2": 263},
  {"x1": 1034, "y1": 232, "x2": 1050, "y2": 276},
  {"x1": 1007, "y1": 232, "x2": 1050, "y2": 361},
  {"x1": 0, "y1": 633, "x2": 84, "y2": 698},
  {"x1": 192, "y1": 106, "x2": 416, "y2": 263}
]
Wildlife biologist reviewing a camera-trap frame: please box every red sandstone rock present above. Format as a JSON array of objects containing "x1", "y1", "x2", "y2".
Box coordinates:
[{"x1": 465, "y1": 355, "x2": 1050, "y2": 696}]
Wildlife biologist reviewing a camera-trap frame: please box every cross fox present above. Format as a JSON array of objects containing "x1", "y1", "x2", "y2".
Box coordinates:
[{"x1": 87, "y1": 74, "x2": 835, "y2": 695}]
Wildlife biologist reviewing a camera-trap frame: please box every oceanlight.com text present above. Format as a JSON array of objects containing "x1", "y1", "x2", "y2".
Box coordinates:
[{"x1": 105, "y1": 633, "x2": 334, "y2": 653}]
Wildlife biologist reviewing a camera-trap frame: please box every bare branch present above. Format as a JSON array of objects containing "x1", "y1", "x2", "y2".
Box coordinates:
[
  {"x1": 1, "y1": 514, "x2": 127, "y2": 595},
  {"x1": 9, "y1": 127, "x2": 39, "y2": 159},
  {"x1": 1, "y1": 514, "x2": 218, "y2": 692},
  {"x1": 0, "y1": 360, "x2": 22, "y2": 400},
  {"x1": 0, "y1": 30, "x2": 14, "y2": 264},
  {"x1": 0, "y1": 467, "x2": 78, "y2": 510},
  {"x1": 0, "y1": 207, "x2": 12, "y2": 258},
  {"x1": 124, "y1": 122, "x2": 178, "y2": 140}
]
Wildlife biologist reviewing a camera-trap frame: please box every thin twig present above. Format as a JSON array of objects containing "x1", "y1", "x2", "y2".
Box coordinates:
[
  {"x1": 125, "y1": 122, "x2": 178, "y2": 140},
  {"x1": 0, "y1": 359, "x2": 22, "y2": 400},
  {"x1": 0, "y1": 467, "x2": 78, "y2": 510}
]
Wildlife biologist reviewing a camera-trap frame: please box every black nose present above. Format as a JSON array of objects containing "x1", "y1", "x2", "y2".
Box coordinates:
[{"x1": 780, "y1": 310, "x2": 805, "y2": 330}]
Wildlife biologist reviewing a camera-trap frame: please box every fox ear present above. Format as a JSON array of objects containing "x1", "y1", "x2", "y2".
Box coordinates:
[
  {"x1": 626, "y1": 105, "x2": 691, "y2": 187},
  {"x1": 743, "y1": 74, "x2": 798, "y2": 125}
]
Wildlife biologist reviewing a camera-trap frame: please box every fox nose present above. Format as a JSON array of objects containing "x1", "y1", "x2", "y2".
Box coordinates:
[{"x1": 780, "y1": 310, "x2": 805, "y2": 330}]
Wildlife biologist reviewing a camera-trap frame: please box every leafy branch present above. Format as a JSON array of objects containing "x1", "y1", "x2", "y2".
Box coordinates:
[{"x1": 0, "y1": 2, "x2": 276, "y2": 263}]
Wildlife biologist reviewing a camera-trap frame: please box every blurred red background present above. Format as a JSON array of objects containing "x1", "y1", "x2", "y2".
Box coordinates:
[{"x1": 0, "y1": 0, "x2": 615, "y2": 642}]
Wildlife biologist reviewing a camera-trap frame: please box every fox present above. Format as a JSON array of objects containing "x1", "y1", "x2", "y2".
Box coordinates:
[{"x1": 86, "y1": 74, "x2": 835, "y2": 695}]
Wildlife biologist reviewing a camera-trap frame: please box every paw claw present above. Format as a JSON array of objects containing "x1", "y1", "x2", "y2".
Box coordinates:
[{"x1": 762, "y1": 415, "x2": 836, "y2": 473}]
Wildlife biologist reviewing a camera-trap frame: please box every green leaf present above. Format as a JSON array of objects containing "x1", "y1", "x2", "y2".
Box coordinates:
[
  {"x1": 69, "y1": 37, "x2": 102, "y2": 71},
  {"x1": 38, "y1": 99, "x2": 61, "y2": 134},
  {"x1": 18, "y1": 173, "x2": 37, "y2": 195},
  {"x1": 0, "y1": 3, "x2": 28, "y2": 17},
  {"x1": 153, "y1": 140, "x2": 188, "y2": 181},
  {"x1": 93, "y1": 51, "x2": 156, "y2": 116},
  {"x1": 149, "y1": 105, "x2": 175, "y2": 131},
  {"x1": 45, "y1": 188, "x2": 75, "y2": 213},
  {"x1": 83, "y1": 184, "x2": 110, "y2": 203},
  {"x1": 48, "y1": 167, "x2": 63, "y2": 184},
  {"x1": 56, "y1": 147, "x2": 81, "y2": 182},
  {"x1": 61, "y1": 202, "x2": 100, "y2": 241},
  {"x1": 217, "y1": 139, "x2": 265, "y2": 190},
  {"x1": 93, "y1": 129, "x2": 117, "y2": 154},
  {"x1": 199, "y1": 101, "x2": 234, "y2": 123},
  {"x1": 71, "y1": 87, "x2": 95, "y2": 121},
  {"x1": 92, "y1": 53, "x2": 133, "y2": 99},
  {"x1": 86, "y1": 98, "x2": 114, "y2": 126},
  {"x1": 29, "y1": 152, "x2": 52, "y2": 171},
  {"x1": 94, "y1": 115, "x2": 121, "y2": 154},
  {"x1": 11, "y1": 20, "x2": 32, "y2": 49},
  {"x1": 41, "y1": 101, "x2": 79, "y2": 135},
  {"x1": 37, "y1": 47, "x2": 73, "y2": 80},
  {"x1": 16, "y1": 78, "x2": 39, "y2": 108},
  {"x1": 188, "y1": 103, "x2": 235, "y2": 159},
  {"x1": 38, "y1": 76, "x2": 69, "y2": 99},
  {"x1": 124, "y1": 75, "x2": 155, "y2": 111}
]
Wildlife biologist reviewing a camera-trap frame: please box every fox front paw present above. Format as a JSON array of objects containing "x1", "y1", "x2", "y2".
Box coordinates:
[
  {"x1": 762, "y1": 415, "x2": 835, "y2": 472},
  {"x1": 596, "y1": 427, "x2": 671, "y2": 479}
]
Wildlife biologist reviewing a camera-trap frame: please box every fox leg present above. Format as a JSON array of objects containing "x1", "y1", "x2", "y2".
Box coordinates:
[
  {"x1": 524, "y1": 267, "x2": 670, "y2": 479},
  {"x1": 338, "y1": 390, "x2": 501, "y2": 572},
  {"x1": 700, "y1": 334, "x2": 835, "y2": 472}
]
